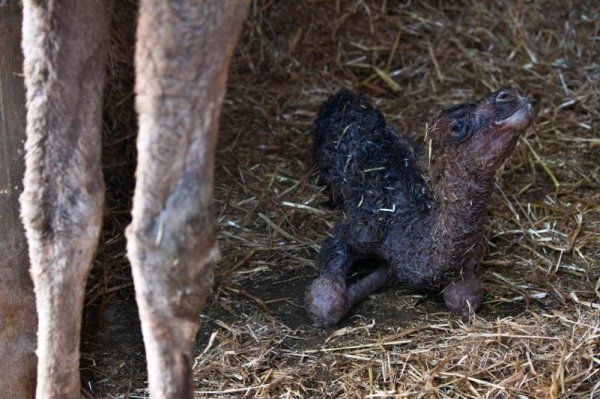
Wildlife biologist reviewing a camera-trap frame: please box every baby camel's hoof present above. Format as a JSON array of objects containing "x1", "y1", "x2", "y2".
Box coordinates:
[
  {"x1": 305, "y1": 276, "x2": 349, "y2": 327},
  {"x1": 443, "y1": 278, "x2": 484, "y2": 316}
]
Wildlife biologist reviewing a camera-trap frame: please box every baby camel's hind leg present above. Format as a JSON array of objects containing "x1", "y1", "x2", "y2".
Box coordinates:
[
  {"x1": 306, "y1": 236, "x2": 390, "y2": 327},
  {"x1": 20, "y1": 1, "x2": 111, "y2": 397},
  {"x1": 305, "y1": 238, "x2": 353, "y2": 327},
  {"x1": 346, "y1": 266, "x2": 390, "y2": 306},
  {"x1": 125, "y1": 1, "x2": 248, "y2": 397},
  {"x1": 304, "y1": 234, "x2": 390, "y2": 327}
]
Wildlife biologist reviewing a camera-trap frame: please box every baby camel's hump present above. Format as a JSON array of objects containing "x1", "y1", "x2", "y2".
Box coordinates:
[{"x1": 312, "y1": 89, "x2": 431, "y2": 227}]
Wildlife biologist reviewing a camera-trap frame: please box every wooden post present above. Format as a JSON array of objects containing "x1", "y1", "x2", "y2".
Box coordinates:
[{"x1": 0, "y1": 1, "x2": 37, "y2": 397}]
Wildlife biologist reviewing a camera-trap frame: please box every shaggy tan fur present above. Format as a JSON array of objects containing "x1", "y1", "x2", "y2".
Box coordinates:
[
  {"x1": 20, "y1": 0, "x2": 111, "y2": 397},
  {"x1": 18, "y1": 0, "x2": 249, "y2": 397},
  {"x1": 127, "y1": 1, "x2": 248, "y2": 396}
]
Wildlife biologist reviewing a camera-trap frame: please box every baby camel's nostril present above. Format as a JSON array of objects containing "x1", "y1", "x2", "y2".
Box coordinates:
[{"x1": 495, "y1": 89, "x2": 518, "y2": 104}]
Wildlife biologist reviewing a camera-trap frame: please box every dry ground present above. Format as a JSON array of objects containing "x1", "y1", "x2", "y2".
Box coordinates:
[{"x1": 82, "y1": 1, "x2": 599, "y2": 398}]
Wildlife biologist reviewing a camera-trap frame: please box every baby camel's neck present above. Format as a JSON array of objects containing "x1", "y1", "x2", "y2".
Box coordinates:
[{"x1": 425, "y1": 163, "x2": 497, "y2": 272}]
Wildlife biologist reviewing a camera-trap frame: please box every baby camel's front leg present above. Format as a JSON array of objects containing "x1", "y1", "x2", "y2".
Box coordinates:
[{"x1": 442, "y1": 259, "x2": 484, "y2": 315}]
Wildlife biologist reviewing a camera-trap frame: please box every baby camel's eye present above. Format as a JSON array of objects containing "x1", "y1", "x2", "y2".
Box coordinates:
[
  {"x1": 452, "y1": 121, "x2": 465, "y2": 133},
  {"x1": 448, "y1": 119, "x2": 472, "y2": 143}
]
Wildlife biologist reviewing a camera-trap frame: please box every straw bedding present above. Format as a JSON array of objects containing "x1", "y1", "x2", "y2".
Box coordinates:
[{"x1": 81, "y1": 1, "x2": 599, "y2": 397}]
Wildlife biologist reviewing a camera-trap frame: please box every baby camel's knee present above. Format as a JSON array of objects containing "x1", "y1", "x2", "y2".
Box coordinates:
[{"x1": 443, "y1": 273, "x2": 484, "y2": 315}]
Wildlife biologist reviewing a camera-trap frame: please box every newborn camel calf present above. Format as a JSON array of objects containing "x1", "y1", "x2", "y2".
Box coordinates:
[{"x1": 306, "y1": 88, "x2": 533, "y2": 326}]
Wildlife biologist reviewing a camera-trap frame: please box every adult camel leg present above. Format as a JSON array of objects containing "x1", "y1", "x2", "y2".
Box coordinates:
[
  {"x1": 20, "y1": 1, "x2": 111, "y2": 397},
  {"x1": 126, "y1": 1, "x2": 249, "y2": 397},
  {"x1": 0, "y1": 1, "x2": 36, "y2": 397}
]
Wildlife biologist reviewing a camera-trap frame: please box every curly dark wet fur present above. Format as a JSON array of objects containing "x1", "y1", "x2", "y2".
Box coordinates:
[{"x1": 305, "y1": 88, "x2": 533, "y2": 326}]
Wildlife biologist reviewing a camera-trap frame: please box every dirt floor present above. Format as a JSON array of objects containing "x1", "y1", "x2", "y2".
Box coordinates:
[{"x1": 81, "y1": 1, "x2": 599, "y2": 398}]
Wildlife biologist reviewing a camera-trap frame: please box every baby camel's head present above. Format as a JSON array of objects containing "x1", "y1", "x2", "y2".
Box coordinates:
[{"x1": 427, "y1": 88, "x2": 534, "y2": 178}]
